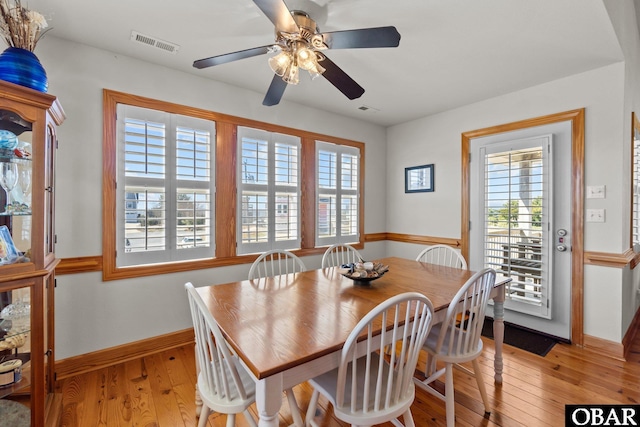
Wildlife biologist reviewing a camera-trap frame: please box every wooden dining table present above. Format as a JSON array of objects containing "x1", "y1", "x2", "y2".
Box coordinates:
[{"x1": 196, "y1": 256, "x2": 509, "y2": 427}]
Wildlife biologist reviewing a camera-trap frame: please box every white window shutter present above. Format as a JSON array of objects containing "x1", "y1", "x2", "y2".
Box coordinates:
[
  {"x1": 237, "y1": 127, "x2": 300, "y2": 254},
  {"x1": 316, "y1": 141, "x2": 360, "y2": 247},
  {"x1": 116, "y1": 104, "x2": 215, "y2": 266}
]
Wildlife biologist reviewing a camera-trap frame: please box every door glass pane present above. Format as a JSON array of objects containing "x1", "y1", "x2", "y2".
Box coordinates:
[{"x1": 483, "y1": 146, "x2": 546, "y2": 308}]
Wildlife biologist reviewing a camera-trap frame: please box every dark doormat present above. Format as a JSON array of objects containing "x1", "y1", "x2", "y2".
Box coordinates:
[{"x1": 482, "y1": 317, "x2": 558, "y2": 357}]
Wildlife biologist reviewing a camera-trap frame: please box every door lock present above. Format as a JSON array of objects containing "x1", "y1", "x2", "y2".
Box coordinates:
[{"x1": 556, "y1": 228, "x2": 569, "y2": 252}]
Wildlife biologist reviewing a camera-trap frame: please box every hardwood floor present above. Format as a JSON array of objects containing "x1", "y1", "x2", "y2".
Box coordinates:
[{"x1": 53, "y1": 335, "x2": 640, "y2": 427}]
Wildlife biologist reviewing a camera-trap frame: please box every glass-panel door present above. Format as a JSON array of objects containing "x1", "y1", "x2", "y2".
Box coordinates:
[
  {"x1": 481, "y1": 141, "x2": 550, "y2": 317},
  {"x1": 470, "y1": 120, "x2": 573, "y2": 341}
]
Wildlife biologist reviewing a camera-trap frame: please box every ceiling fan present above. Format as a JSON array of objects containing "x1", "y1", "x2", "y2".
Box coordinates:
[{"x1": 193, "y1": 0, "x2": 401, "y2": 106}]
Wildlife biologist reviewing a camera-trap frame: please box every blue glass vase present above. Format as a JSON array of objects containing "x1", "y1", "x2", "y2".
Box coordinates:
[{"x1": 0, "y1": 47, "x2": 48, "y2": 92}]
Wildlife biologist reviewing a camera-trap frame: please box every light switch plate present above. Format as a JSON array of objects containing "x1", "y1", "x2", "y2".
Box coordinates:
[
  {"x1": 586, "y1": 185, "x2": 605, "y2": 199},
  {"x1": 586, "y1": 208, "x2": 605, "y2": 222}
]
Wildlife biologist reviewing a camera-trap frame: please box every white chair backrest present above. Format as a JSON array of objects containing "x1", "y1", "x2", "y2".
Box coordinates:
[
  {"x1": 433, "y1": 268, "x2": 496, "y2": 358},
  {"x1": 416, "y1": 244, "x2": 468, "y2": 269},
  {"x1": 336, "y1": 292, "x2": 434, "y2": 414},
  {"x1": 248, "y1": 250, "x2": 306, "y2": 280},
  {"x1": 185, "y1": 282, "x2": 251, "y2": 404},
  {"x1": 321, "y1": 244, "x2": 362, "y2": 268}
]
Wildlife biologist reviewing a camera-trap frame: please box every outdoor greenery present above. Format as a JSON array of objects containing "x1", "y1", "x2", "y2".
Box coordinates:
[{"x1": 488, "y1": 196, "x2": 542, "y2": 228}]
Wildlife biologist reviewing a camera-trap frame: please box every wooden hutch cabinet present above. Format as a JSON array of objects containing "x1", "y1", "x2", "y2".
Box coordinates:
[{"x1": 0, "y1": 80, "x2": 64, "y2": 426}]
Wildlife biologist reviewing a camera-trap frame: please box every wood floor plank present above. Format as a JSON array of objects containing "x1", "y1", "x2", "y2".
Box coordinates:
[
  {"x1": 122, "y1": 356, "x2": 160, "y2": 426},
  {"x1": 87, "y1": 368, "x2": 109, "y2": 426},
  {"x1": 105, "y1": 363, "x2": 133, "y2": 427},
  {"x1": 159, "y1": 348, "x2": 198, "y2": 426},
  {"x1": 145, "y1": 352, "x2": 191, "y2": 426},
  {"x1": 57, "y1": 374, "x2": 85, "y2": 427}
]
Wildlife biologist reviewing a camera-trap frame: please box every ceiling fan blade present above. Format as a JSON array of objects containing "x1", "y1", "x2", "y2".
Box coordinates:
[
  {"x1": 320, "y1": 55, "x2": 365, "y2": 100},
  {"x1": 263, "y1": 75, "x2": 288, "y2": 106},
  {"x1": 253, "y1": 0, "x2": 299, "y2": 33},
  {"x1": 193, "y1": 45, "x2": 272, "y2": 69},
  {"x1": 321, "y1": 26, "x2": 401, "y2": 49}
]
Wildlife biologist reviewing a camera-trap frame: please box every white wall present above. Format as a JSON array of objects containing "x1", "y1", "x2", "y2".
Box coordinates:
[
  {"x1": 386, "y1": 63, "x2": 627, "y2": 342},
  {"x1": 35, "y1": 37, "x2": 388, "y2": 359}
]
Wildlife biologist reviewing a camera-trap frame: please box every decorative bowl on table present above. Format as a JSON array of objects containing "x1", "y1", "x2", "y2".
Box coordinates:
[{"x1": 340, "y1": 261, "x2": 389, "y2": 284}]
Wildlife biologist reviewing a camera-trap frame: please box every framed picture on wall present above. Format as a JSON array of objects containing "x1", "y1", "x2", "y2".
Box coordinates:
[{"x1": 405, "y1": 164, "x2": 434, "y2": 193}]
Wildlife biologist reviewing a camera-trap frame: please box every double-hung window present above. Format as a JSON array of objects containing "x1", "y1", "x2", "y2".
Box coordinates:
[
  {"x1": 316, "y1": 141, "x2": 360, "y2": 246},
  {"x1": 237, "y1": 127, "x2": 300, "y2": 254},
  {"x1": 116, "y1": 104, "x2": 215, "y2": 267}
]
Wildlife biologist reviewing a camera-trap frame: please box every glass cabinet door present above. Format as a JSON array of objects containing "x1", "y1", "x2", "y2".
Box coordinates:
[
  {"x1": 0, "y1": 283, "x2": 33, "y2": 401},
  {"x1": 0, "y1": 108, "x2": 32, "y2": 267}
]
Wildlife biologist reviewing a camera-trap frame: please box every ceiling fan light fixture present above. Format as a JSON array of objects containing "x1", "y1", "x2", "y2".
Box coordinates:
[
  {"x1": 308, "y1": 68, "x2": 323, "y2": 80},
  {"x1": 269, "y1": 41, "x2": 325, "y2": 84},
  {"x1": 306, "y1": 57, "x2": 325, "y2": 79},
  {"x1": 268, "y1": 50, "x2": 292, "y2": 76},
  {"x1": 296, "y1": 46, "x2": 315, "y2": 70},
  {"x1": 282, "y1": 60, "x2": 300, "y2": 84}
]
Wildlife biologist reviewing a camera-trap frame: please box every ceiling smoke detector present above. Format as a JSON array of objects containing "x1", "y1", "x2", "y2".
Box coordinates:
[{"x1": 130, "y1": 31, "x2": 180, "y2": 54}]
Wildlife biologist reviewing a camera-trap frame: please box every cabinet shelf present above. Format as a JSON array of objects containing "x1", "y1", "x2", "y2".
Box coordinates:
[
  {"x1": 0, "y1": 211, "x2": 31, "y2": 217},
  {"x1": 0, "y1": 153, "x2": 30, "y2": 162}
]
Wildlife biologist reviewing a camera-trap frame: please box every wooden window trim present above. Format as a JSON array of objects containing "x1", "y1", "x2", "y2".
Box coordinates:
[{"x1": 102, "y1": 89, "x2": 364, "y2": 280}]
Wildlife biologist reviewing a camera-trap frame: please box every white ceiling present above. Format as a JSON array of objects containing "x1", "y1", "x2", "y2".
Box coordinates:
[{"x1": 27, "y1": 0, "x2": 624, "y2": 126}]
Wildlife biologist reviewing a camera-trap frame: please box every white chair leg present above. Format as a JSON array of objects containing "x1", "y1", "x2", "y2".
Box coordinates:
[
  {"x1": 425, "y1": 353, "x2": 436, "y2": 376},
  {"x1": 226, "y1": 413, "x2": 236, "y2": 427},
  {"x1": 198, "y1": 405, "x2": 210, "y2": 427},
  {"x1": 243, "y1": 409, "x2": 258, "y2": 427},
  {"x1": 305, "y1": 389, "x2": 320, "y2": 427},
  {"x1": 444, "y1": 363, "x2": 455, "y2": 427},
  {"x1": 286, "y1": 387, "x2": 305, "y2": 427},
  {"x1": 396, "y1": 409, "x2": 415, "y2": 427},
  {"x1": 472, "y1": 358, "x2": 491, "y2": 413}
]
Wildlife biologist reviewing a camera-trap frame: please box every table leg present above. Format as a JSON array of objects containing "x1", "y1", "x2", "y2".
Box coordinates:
[
  {"x1": 256, "y1": 375, "x2": 283, "y2": 427},
  {"x1": 492, "y1": 287, "x2": 505, "y2": 384}
]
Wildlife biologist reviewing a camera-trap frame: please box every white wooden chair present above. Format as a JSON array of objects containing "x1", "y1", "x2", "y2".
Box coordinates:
[
  {"x1": 305, "y1": 292, "x2": 435, "y2": 427},
  {"x1": 413, "y1": 268, "x2": 496, "y2": 427},
  {"x1": 185, "y1": 282, "x2": 258, "y2": 427},
  {"x1": 248, "y1": 249, "x2": 306, "y2": 280},
  {"x1": 415, "y1": 244, "x2": 468, "y2": 269},
  {"x1": 321, "y1": 244, "x2": 362, "y2": 268},
  {"x1": 247, "y1": 250, "x2": 306, "y2": 427}
]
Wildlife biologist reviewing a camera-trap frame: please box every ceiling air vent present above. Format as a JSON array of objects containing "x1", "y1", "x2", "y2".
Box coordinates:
[
  {"x1": 130, "y1": 31, "x2": 180, "y2": 54},
  {"x1": 358, "y1": 105, "x2": 380, "y2": 112}
]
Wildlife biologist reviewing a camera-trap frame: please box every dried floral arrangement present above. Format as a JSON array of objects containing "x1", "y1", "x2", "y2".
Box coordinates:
[{"x1": 0, "y1": 0, "x2": 48, "y2": 52}]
